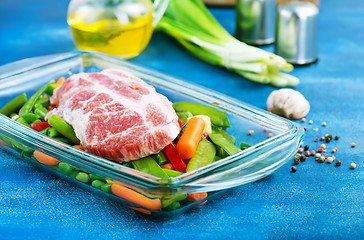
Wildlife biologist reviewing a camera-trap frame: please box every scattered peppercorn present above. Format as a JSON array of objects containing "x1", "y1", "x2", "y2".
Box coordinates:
[
  {"x1": 294, "y1": 158, "x2": 300, "y2": 165},
  {"x1": 268, "y1": 132, "x2": 274, "y2": 138},
  {"x1": 313, "y1": 128, "x2": 319, "y2": 132},
  {"x1": 300, "y1": 155, "x2": 306, "y2": 162},
  {"x1": 331, "y1": 148, "x2": 337, "y2": 153},
  {"x1": 319, "y1": 156, "x2": 326, "y2": 163},
  {"x1": 350, "y1": 163, "x2": 356, "y2": 169},
  {"x1": 315, "y1": 153, "x2": 321, "y2": 158},
  {"x1": 301, "y1": 118, "x2": 306, "y2": 122},
  {"x1": 295, "y1": 153, "x2": 301, "y2": 159},
  {"x1": 305, "y1": 151, "x2": 311, "y2": 157},
  {"x1": 320, "y1": 137, "x2": 325, "y2": 141},
  {"x1": 291, "y1": 166, "x2": 297, "y2": 172},
  {"x1": 322, "y1": 122, "x2": 327, "y2": 126},
  {"x1": 304, "y1": 145, "x2": 309, "y2": 151},
  {"x1": 326, "y1": 157, "x2": 334, "y2": 164},
  {"x1": 334, "y1": 135, "x2": 339, "y2": 140},
  {"x1": 304, "y1": 127, "x2": 308, "y2": 131},
  {"x1": 351, "y1": 142, "x2": 356, "y2": 148},
  {"x1": 314, "y1": 138, "x2": 318, "y2": 142},
  {"x1": 311, "y1": 150, "x2": 316, "y2": 156},
  {"x1": 248, "y1": 130, "x2": 254, "y2": 135},
  {"x1": 309, "y1": 120, "x2": 313, "y2": 124},
  {"x1": 320, "y1": 144, "x2": 326, "y2": 149},
  {"x1": 298, "y1": 148, "x2": 303, "y2": 154},
  {"x1": 335, "y1": 160, "x2": 342, "y2": 166}
]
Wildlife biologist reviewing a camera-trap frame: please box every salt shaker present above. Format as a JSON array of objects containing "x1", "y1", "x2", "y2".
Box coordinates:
[
  {"x1": 275, "y1": 1, "x2": 319, "y2": 65},
  {"x1": 235, "y1": 0, "x2": 276, "y2": 45}
]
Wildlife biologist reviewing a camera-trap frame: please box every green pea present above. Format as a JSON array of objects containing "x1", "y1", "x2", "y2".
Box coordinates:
[
  {"x1": 92, "y1": 180, "x2": 105, "y2": 189},
  {"x1": 100, "y1": 183, "x2": 112, "y2": 193},
  {"x1": 75, "y1": 172, "x2": 90, "y2": 183},
  {"x1": 58, "y1": 162, "x2": 73, "y2": 175},
  {"x1": 89, "y1": 174, "x2": 105, "y2": 181}
]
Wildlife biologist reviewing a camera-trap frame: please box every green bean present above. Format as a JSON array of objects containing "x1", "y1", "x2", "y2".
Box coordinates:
[
  {"x1": 0, "y1": 93, "x2": 27, "y2": 117},
  {"x1": 89, "y1": 174, "x2": 105, "y2": 181},
  {"x1": 215, "y1": 145, "x2": 229, "y2": 158},
  {"x1": 15, "y1": 117, "x2": 30, "y2": 127},
  {"x1": 122, "y1": 161, "x2": 133, "y2": 168},
  {"x1": 208, "y1": 132, "x2": 241, "y2": 156},
  {"x1": 152, "y1": 151, "x2": 169, "y2": 165},
  {"x1": 53, "y1": 137, "x2": 73, "y2": 145},
  {"x1": 162, "y1": 168, "x2": 183, "y2": 177},
  {"x1": 19, "y1": 113, "x2": 40, "y2": 124},
  {"x1": 18, "y1": 82, "x2": 52, "y2": 116},
  {"x1": 47, "y1": 127, "x2": 61, "y2": 138},
  {"x1": 131, "y1": 156, "x2": 169, "y2": 178},
  {"x1": 165, "y1": 201, "x2": 181, "y2": 210},
  {"x1": 211, "y1": 125, "x2": 235, "y2": 144},
  {"x1": 47, "y1": 114, "x2": 80, "y2": 145},
  {"x1": 173, "y1": 102, "x2": 231, "y2": 128},
  {"x1": 34, "y1": 104, "x2": 49, "y2": 120},
  {"x1": 240, "y1": 141, "x2": 251, "y2": 150},
  {"x1": 40, "y1": 127, "x2": 50, "y2": 136},
  {"x1": 162, "y1": 194, "x2": 187, "y2": 208},
  {"x1": 186, "y1": 138, "x2": 216, "y2": 172},
  {"x1": 35, "y1": 97, "x2": 50, "y2": 108},
  {"x1": 45, "y1": 85, "x2": 55, "y2": 96}
]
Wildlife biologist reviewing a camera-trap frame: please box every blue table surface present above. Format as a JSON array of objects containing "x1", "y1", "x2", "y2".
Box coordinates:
[{"x1": 1, "y1": 0, "x2": 363, "y2": 239}]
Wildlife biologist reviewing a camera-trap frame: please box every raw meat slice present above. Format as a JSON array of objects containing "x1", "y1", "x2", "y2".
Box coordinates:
[{"x1": 46, "y1": 68, "x2": 180, "y2": 162}]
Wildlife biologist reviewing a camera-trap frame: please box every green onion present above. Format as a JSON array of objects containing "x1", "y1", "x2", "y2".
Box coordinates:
[{"x1": 156, "y1": 0, "x2": 299, "y2": 87}]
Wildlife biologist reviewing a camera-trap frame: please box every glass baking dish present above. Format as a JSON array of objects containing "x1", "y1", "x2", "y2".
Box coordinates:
[{"x1": 0, "y1": 51, "x2": 304, "y2": 219}]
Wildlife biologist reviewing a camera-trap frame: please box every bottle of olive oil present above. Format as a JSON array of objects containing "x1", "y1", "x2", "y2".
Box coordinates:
[{"x1": 67, "y1": 0, "x2": 155, "y2": 59}]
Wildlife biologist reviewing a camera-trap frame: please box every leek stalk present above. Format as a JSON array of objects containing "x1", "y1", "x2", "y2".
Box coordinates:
[{"x1": 156, "y1": 0, "x2": 299, "y2": 87}]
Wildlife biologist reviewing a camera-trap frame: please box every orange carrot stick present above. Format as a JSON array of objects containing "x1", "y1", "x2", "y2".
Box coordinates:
[
  {"x1": 176, "y1": 117, "x2": 205, "y2": 160},
  {"x1": 160, "y1": 163, "x2": 174, "y2": 170},
  {"x1": 111, "y1": 184, "x2": 162, "y2": 210},
  {"x1": 187, "y1": 192, "x2": 208, "y2": 201},
  {"x1": 33, "y1": 150, "x2": 61, "y2": 166}
]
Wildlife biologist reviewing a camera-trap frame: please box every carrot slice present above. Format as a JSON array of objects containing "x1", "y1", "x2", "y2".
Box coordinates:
[
  {"x1": 176, "y1": 117, "x2": 205, "y2": 160},
  {"x1": 33, "y1": 150, "x2": 61, "y2": 166},
  {"x1": 111, "y1": 184, "x2": 162, "y2": 210},
  {"x1": 160, "y1": 163, "x2": 174, "y2": 170}
]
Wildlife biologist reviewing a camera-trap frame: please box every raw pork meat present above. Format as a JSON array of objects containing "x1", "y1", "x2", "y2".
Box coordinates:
[{"x1": 46, "y1": 69, "x2": 180, "y2": 162}]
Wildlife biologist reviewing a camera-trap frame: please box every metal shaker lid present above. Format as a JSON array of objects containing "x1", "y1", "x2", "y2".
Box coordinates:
[{"x1": 275, "y1": 1, "x2": 319, "y2": 65}]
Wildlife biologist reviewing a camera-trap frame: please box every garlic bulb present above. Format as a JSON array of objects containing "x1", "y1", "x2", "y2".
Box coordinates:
[{"x1": 267, "y1": 89, "x2": 310, "y2": 119}]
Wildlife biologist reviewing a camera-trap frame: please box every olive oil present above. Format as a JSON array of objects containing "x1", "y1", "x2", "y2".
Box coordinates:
[{"x1": 67, "y1": 11, "x2": 154, "y2": 59}]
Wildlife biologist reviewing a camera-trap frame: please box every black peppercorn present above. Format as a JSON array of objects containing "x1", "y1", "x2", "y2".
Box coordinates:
[
  {"x1": 335, "y1": 160, "x2": 342, "y2": 166},
  {"x1": 300, "y1": 155, "x2": 306, "y2": 162},
  {"x1": 294, "y1": 158, "x2": 300, "y2": 165},
  {"x1": 335, "y1": 135, "x2": 339, "y2": 140},
  {"x1": 304, "y1": 145, "x2": 309, "y2": 151},
  {"x1": 291, "y1": 166, "x2": 297, "y2": 172}
]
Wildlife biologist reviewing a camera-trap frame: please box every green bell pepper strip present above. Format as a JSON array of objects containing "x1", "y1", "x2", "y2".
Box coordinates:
[
  {"x1": 131, "y1": 156, "x2": 170, "y2": 179},
  {"x1": 0, "y1": 93, "x2": 27, "y2": 117},
  {"x1": 47, "y1": 114, "x2": 80, "y2": 145},
  {"x1": 186, "y1": 138, "x2": 216, "y2": 172},
  {"x1": 173, "y1": 102, "x2": 231, "y2": 128},
  {"x1": 18, "y1": 81, "x2": 53, "y2": 116}
]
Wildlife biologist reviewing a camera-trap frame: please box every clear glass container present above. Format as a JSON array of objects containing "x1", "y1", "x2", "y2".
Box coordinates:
[{"x1": 0, "y1": 51, "x2": 304, "y2": 219}]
